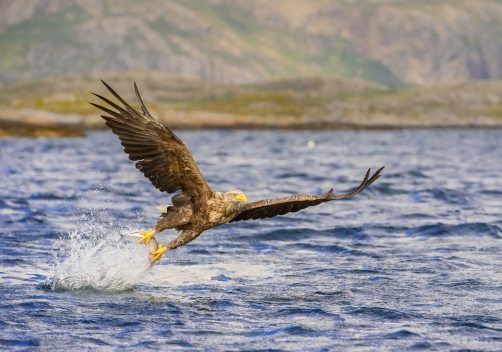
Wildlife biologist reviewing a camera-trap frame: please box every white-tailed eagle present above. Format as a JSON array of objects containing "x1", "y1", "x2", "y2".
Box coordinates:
[{"x1": 91, "y1": 81, "x2": 384, "y2": 262}]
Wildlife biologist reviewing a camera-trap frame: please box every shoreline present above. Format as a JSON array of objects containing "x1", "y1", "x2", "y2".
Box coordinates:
[
  {"x1": 2, "y1": 120, "x2": 502, "y2": 139},
  {"x1": 2, "y1": 74, "x2": 502, "y2": 138},
  {"x1": 0, "y1": 121, "x2": 86, "y2": 138}
]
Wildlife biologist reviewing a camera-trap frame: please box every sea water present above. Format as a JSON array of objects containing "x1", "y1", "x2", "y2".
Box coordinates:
[{"x1": 1, "y1": 130, "x2": 502, "y2": 350}]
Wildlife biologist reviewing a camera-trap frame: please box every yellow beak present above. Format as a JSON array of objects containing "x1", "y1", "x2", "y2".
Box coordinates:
[{"x1": 235, "y1": 193, "x2": 247, "y2": 203}]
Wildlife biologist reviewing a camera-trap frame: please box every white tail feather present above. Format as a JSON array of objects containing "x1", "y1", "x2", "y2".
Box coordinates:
[{"x1": 156, "y1": 205, "x2": 171, "y2": 214}]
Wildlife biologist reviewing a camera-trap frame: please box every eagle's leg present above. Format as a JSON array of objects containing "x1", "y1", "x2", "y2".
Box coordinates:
[
  {"x1": 154, "y1": 205, "x2": 192, "y2": 233},
  {"x1": 165, "y1": 230, "x2": 201, "y2": 250},
  {"x1": 137, "y1": 207, "x2": 186, "y2": 245},
  {"x1": 150, "y1": 230, "x2": 201, "y2": 263}
]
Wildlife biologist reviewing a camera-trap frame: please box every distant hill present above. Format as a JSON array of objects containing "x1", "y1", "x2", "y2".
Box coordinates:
[{"x1": 1, "y1": 0, "x2": 502, "y2": 87}]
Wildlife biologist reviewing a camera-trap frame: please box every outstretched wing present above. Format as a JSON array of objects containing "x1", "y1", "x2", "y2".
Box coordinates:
[
  {"x1": 230, "y1": 167, "x2": 384, "y2": 222},
  {"x1": 91, "y1": 80, "x2": 212, "y2": 203}
]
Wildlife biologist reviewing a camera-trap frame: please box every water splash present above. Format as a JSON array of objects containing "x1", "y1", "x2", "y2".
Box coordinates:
[
  {"x1": 46, "y1": 184, "x2": 154, "y2": 291},
  {"x1": 48, "y1": 230, "x2": 151, "y2": 291}
]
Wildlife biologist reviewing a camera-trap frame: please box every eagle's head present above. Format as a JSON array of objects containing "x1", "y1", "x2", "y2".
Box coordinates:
[{"x1": 224, "y1": 190, "x2": 247, "y2": 204}]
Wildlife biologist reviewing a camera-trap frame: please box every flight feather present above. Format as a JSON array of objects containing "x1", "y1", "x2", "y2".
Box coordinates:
[{"x1": 91, "y1": 81, "x2": 212, "y2": 203}]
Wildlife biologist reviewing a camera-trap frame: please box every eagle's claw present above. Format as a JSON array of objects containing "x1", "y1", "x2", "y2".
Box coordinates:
[
  {"x1": 150, "y1": 243, "x2": 167, "y2": 262},
  {"x1": 138, "y1": 229, "x2": 156, "y2": 245}
]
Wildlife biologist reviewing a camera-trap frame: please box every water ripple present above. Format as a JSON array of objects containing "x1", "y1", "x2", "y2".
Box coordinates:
[{"x1": 1, "y1": 130, "x2": 502, "y2": 351}]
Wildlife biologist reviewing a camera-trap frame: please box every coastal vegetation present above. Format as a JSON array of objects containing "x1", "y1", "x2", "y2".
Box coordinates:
[{"x1": 1, "y1": 71, "x2": 501, "y2": 137}]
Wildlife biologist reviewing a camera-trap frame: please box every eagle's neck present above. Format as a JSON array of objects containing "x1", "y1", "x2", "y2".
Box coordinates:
[{"x1": 207, "y1": 192, "x2": 244, "y2": 225}]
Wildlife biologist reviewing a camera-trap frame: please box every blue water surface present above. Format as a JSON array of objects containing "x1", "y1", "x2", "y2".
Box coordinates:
[{"x1": 1, "y1": 129, "x2": 502, "y2": 351}]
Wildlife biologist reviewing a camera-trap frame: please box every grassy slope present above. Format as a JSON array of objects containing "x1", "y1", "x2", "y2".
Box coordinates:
[
  {"x1": 1, "y1": 72, "x2": 501, "y2": 129},
  {"x1": 183, "y1": 0, "x2": 407, "y2": 87}
]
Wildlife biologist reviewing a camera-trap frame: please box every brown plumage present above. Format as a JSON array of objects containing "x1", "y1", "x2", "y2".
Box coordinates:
[
  {"x1": 231, "y1": 169, "x2": 381, "y2": 223},
  {"x1": 91, "y1": 81, "x2": 384, "y2": 261}
]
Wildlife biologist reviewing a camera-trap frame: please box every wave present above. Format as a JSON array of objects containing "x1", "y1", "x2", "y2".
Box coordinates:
[
  {"x1": 238, "y1": 226, "x2": 370, "y2": 242},
  {"x1": 406, "y1": 222, "x2": 501, "y2": 238},
  {"x1": 347, "y1": 306, "x2": 417, "y2": 321},
  {"x1": 408, "y1": 188, "x2": 474, "y2": 205}
]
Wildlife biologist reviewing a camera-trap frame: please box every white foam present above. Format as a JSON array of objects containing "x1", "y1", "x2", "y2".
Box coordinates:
[
  {"x1": 50, "y1": 236, "x2": 149, "y2": 291},
  {"x1": 47, "y1": 193, "x2": 153, "y2": 291},
  {"x1": 49, "y1": 225, "x2": 152, "y2": 291}
]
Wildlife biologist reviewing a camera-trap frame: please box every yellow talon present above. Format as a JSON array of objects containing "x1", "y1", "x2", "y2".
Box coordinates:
[
  {"x1": 150, "y1": 243, "x2": 167, "y2": 262},
  {"x1": 138, "y1": 229, "x2": 156, "y2": 245}
]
